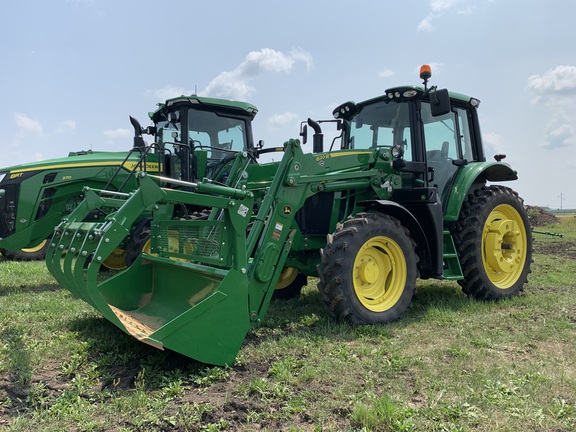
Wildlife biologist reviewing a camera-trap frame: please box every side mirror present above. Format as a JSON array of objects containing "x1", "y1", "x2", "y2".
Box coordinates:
[
  {"x1": 430, "y1": 88, "x2": 451, "y2": 117},
  {"x1": 300, "y1": 124, "x2": 308, "y2": 145}
]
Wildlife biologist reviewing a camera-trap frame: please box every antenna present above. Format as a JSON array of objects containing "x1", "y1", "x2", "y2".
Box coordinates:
[{"x1": 194, "y1": 84, "x2": 198, "y2": 95}]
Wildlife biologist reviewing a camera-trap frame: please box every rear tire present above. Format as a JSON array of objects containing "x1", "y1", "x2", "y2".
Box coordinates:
[
  {"x1": 452, "y1": 185, "x2": 532, "y2": 300},
  {"x1": 1, "y1": 239, "x2": 50, "y2": 261},
  {"x1": 317, "y1": 212, "x2": 418, "y2": 324}
]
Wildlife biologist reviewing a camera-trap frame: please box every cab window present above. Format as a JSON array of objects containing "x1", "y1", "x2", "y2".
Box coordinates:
[
  {"x1": 347, "y1": 100, "x2": 413, "y2": 161},
  {"x1": 187, "y1": 110, "x2": 247, "y2": 160}
]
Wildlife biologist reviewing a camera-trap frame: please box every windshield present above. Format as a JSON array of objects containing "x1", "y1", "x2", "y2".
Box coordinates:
[
  {"x1": 188, "y1": 110, "x2": 247, "y2": 160},
  {"x1": 345, "y1": 100, "x2": 412, "y2": 161},
  {"x1": 154, "y1": 107, "x2": 249, "y2": 159}
]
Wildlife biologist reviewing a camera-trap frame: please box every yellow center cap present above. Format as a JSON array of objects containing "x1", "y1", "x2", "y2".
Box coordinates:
[{"x1": 359, "y1": 259, "x2": 379, "y2": 284}]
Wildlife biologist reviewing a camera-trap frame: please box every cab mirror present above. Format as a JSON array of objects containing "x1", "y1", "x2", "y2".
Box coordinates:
[{"x1": 430, "y1": 88, "x2": 450, "y2": 117}]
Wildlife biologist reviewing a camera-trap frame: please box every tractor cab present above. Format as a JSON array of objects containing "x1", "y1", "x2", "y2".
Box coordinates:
[
  {"x1": 333, "y1": 65, "x2": 484, "y2": 211},
  {"x1": 135, "y1": 95, "x2": 259, "y2": 183}
]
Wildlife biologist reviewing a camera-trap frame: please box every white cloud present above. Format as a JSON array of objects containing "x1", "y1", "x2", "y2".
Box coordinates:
[
  {"x1": 544, "y1": 114, "x2": 576, "y2": 149},
  {"x1": 379, "y1": 68, "x2": 394, "y2": 78},
  {"x1": 527, "y1": 65, "x2": 576, "y2": 93},
  {"x1": 57, "y1": 120, "x2": 76, "y2": 133},
  {"x1": 527, "y1": 65, "x2": 576, "y2": 149},
  {"x1": 418, "y1": 0, "x2": 462, "y2": 31},
  {"x1": 14, "y1": 112, "x2": 43, "y2": 136},
  {"x1": 202, "y1": 48, "x2": 313, "y2": 100},
  {"x1": 268, "y1": 111, "x2": 299, "y2": 128},
  {"x1": 149, "y1": 85, "x2": 193, "y2": 102},
  {"x1": 103, "y1": 128, "x2": 131, "y2": 140},
  {"x1": 482, "y1": 131, "x2": 505, "y2": 156},
  {"x1": 418, "y1": 0, "x2": 491, "y2": 32}
]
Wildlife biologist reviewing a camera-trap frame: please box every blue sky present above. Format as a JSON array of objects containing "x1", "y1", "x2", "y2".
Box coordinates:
[{"x1": 2, "y1": 0, "x2": 575, "y2": 208}]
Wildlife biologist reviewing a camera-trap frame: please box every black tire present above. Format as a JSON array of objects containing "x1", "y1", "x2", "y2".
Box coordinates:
[
  {"x1": 1, "y1": 239, "x2": 50, "y2": 261},
  {"x1": 452, "y1": 185, "x2": 533, "y2": 300},
  {"x1": 125, "y1": 218, "x2": 152, "y2": 267},
  {"x1": 273, "y1": 268, "x2": 307, "y2": 300},
  {"x1": 317, "y1": 212, "x2": 418, "y2": 324}
]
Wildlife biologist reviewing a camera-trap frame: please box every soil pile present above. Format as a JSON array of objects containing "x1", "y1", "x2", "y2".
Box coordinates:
[{"x1": 525, "y1": 205, "x2": 559, "y2": 226}]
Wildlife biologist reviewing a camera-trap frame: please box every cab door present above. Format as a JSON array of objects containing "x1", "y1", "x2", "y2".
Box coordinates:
[{"x1": 421, "y1": 104, "x2": 475, "y2": 209}]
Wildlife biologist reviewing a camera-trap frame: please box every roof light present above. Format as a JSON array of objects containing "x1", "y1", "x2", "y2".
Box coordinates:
[
  {"x1": 469, "y1": 98, "x2": 481, "y2": 107},
  {"x1": 403, "y1": 89, "x2": 418, "y2": 98},
  {"x1": 420, "y1": 64, "x2": 432, "y2": 91},
  {"x1": 419, "y1": 64, "x2": 432, "y2": 81},
  {"x1": 332, "y1": 101, "x2": 357, "y2": 119},
  {"x1": 387, "y1": 92, "x2": 394, "y2": 99}
]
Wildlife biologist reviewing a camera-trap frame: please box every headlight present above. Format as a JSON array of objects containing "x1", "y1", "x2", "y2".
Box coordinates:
[{"x1": 0, "y1": 172, "x2": 7, "y2": 183}]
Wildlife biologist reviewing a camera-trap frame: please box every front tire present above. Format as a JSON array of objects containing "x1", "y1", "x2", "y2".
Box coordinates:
[
  {"x1": 1, "y1": 239, "x2": 50, "y2": 261},
  {"x1": 273, "y1": 267, "x2": 307, "y2": 300},
  {"x1": 452, "y1": 185, "x2": 532, "y2": 300},
  {"x1": 317, "y1": 212, "x2": 418, "y2": 324}
]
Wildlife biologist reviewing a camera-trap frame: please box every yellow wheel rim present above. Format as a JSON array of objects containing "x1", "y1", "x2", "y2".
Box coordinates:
[
  {"x1": 276, "y1": 267, "x2": 298, "y2": 289},
  {"x1": 142, "y1": 239, "x2": 152, "y2": 255},
  {"x1": 353, "y1": 236, "x2": 407, "y2": 312},
  {"x1": 102, "y1": 248, "x2": 128, "y2": 270},
  {"x1": 481, "y1": 204, "x2": 527, "y2": 288},
  {"x1": 21, "y1": 239, "x2": 48, "y2": 254},
  {"x1": 166, "y1": 230, "x2": 194, "y2": 262}
]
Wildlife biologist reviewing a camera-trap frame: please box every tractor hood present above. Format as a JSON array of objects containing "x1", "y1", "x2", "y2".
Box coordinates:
[{"x1": 0, "y1": 150, "x2": 153, "y2": 181}]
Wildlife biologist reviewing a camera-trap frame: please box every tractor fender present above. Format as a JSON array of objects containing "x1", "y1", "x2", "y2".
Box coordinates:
[
  {"x1": 444, "y1": 161, "x2": 518, "y2": 222},
  {"x1": 359, "y1": 199, "x2": 433, "y2": 276}
]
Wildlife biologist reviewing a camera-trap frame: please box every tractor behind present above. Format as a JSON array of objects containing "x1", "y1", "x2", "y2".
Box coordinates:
[{"x1": 0, "y1": 95, "x2": 261, "y2": 268}]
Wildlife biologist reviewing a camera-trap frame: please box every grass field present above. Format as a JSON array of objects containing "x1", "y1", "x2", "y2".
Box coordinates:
[{"x1": 0, "y1": 215, "x2": 575, "y2": 431}]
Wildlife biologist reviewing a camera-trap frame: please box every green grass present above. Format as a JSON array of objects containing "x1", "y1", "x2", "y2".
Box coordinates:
[{"x1": 1, "y1": 219, "x2": 575, "y2": 431}]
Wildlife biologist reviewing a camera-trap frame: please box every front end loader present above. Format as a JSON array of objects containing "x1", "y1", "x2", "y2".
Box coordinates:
[{"x1": 47, "y1": 65, "x2": 533, "y2": 365}]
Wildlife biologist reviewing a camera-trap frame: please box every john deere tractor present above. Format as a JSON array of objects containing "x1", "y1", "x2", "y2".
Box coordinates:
[
  {"x1": 46, "y1": 65, "x2": 532, "y2": 365},
  {"x1": 0, "y1": 95, "x2": 261, "y2": 268}
]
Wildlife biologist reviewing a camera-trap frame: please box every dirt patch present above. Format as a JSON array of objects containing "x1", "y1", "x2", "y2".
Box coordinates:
[
  {"x1": 526, "y1": 205, "x2": 560, "y2": 226},
  {"x1": 533, "y1": 240, "x2": 576, "y2": 260}
]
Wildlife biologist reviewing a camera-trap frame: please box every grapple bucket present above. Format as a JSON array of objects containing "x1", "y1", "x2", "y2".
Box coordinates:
[
  {"x1": 47, "y1": 140, "x2": 305, "y2": 365},
  {"x1": 46, "y1": 173, "x2": 264, "y2": 365}
]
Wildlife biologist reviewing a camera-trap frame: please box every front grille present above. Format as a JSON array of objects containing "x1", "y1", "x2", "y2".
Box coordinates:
[{"x1": 0, "y1": 184, "x2": 19, "y2": 237}]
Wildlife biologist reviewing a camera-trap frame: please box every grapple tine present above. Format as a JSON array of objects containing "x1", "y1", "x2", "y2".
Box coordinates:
[
  {"x1": 61, "y1": 224, "x2": 87, "y2": 300},
  {"x1": 69, "y1": 224, "x2": 103, "y2": 305},
  {"x1": 46, "y1": 228, "x2": 69, "y2": 291}
]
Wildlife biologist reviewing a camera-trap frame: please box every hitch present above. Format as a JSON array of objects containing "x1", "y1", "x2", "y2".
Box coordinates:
[{"x1": 532, "y1": 229, "x2": 564, "y2": 238}]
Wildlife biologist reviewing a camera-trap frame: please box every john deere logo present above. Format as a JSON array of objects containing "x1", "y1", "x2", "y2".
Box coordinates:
[{"x1": 283, "y1": 205, "x2": 292, "y2": 215}]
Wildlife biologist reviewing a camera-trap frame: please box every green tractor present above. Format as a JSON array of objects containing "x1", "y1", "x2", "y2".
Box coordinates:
[
  {"x1": 46, "y1": 65, "x2": 532, "y2": 365},
  {"x1": 0, "y1": 95, "x2": 261, "y2": 267}
]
